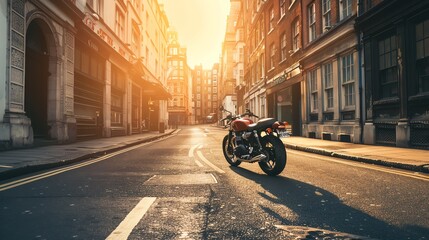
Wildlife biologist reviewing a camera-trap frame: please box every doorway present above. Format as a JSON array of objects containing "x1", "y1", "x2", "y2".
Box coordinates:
[{"x1": 25, "y1": 20, "x2": 50, "y2": 138}]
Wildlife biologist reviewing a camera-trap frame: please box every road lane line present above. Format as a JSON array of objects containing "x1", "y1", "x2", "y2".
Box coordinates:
[
  {"x1": 289, "y1": 149, "x2": 429, "y2": 182},
  {"x1": 0, "y1": 165, "x2": 13, "y2": 168},
  {"x1": 196, "y1": 150, "x2": 225, "y2": 174},
  {"x1": 195, "y1": 160, "x2": 204, "y2": 167},
  {"x1": 210, "y1": 173, "x2": 218, "y2": 183},
  {"x1": 106, "y1": 197, "x2": 156, "y2": 240},
  {"x1": 188, "y1": 144, "x2": 199, "y2": 158},
  {"x1": 0, "y1": 140, "x2": 164, "y2": 192}
]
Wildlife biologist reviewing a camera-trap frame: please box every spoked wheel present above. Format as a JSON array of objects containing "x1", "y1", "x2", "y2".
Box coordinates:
[
  {"x1": 258, "y1": 135, "x2": 286, "y2": 176},
  {"x1": 222, "y1": 135, "x2": 241, "y2": 167}
]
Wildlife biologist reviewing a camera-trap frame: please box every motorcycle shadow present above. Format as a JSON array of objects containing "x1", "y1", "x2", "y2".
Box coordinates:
[{"x1": 229, "y1": 166, "x2": 428, "y2": 240}]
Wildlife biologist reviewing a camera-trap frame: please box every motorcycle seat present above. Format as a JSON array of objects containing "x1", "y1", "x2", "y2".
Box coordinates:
[{"x1": 247, "y1": 118, "x2": 276, "y2": 131}]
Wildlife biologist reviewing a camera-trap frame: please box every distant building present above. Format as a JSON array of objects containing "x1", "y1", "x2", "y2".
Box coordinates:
[
  {"x1": 167, "y1": 29, "x2": 191, "y2": 126},
  {"x1": 220, "y1": 0, "x2": 241, "y2": 117},
  {"x1": 192, "y1": 64, "x2": 220, "y2": 124}
]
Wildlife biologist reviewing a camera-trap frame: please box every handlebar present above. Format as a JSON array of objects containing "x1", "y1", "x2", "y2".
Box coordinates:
[{"x1": 219, "y1": 109, "x2": 260, "y2": 123}]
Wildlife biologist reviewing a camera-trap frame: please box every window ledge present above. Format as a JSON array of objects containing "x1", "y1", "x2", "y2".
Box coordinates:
[
  {"x1": 278, "y1": 14, "x2": 286, "y2": 24},
  {"x1": 373, "y1": 97, "x2": 400, "y2": 105},
  {"x1": 409, "y1": 92, "x2": 429, "y2": 101},
  {"x1": 341, "y1": 106, "x2": 355, "y2": 112},
  {"x1": 289, "y1": 48, "x2": 300, "y2": 56}
]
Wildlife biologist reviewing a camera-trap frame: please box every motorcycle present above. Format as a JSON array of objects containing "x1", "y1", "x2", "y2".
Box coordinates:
[{"x1": 219, "y1": 107, "x2": 289, "y2": 176}]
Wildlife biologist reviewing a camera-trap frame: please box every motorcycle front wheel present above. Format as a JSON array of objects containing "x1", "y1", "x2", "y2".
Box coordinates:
[
  {"x1": 222, "y1": 135, "x2": 241, "y2": 167},
  {"x1": 258, "y1": 135, "x2": 286, "y2": 176}
]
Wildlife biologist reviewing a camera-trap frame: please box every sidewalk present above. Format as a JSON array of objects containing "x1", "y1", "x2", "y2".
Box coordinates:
[
  {"x1": 282, "y1": 136, "x2": 429, "y2": 173},
  {"x1": 0, "y1": 129, "x2": 177, "y2": 180},
  {"x1": 0, "y1": 128, "x2": 428, "y2": 181}
]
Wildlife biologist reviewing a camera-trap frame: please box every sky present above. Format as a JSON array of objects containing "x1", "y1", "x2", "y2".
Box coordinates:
[{"x1": 159, "y1": 0, "x2": 230, "y2": 69}]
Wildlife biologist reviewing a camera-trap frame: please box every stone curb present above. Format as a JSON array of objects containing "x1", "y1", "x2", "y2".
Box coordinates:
[
  {"x1": 284, "y1": 143, "x2": 429, "y2": 174},
  {"x1": 0, "y1": 130, "x2": 178, "y2": 181}
]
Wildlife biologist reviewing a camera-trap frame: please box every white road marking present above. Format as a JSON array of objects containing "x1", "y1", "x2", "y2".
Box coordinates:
[
  {"x1": 106, "y1": 197, "x2": 156, "y2": 240},
  {"x1": 188, "y1": 144, "x2": 199, "y2": 158},
  {"x1": 210, "y1": 173, "x2": 218, "y2": 183},
  {"x1": 196, "y1": 150, "x2": 225, "y2": 174},
  {"x1": 289, "y1": 149, "x2": 429, "y2": 182},
  {"x1": 0, "y1": 137, "x2": 173, "y2": 192},
  {"x1": 0, "y1": 165, "x2": 13, "y2": 168},
  {"x1": 194, "y1": 160, "x2": 204, "y2": 167}
]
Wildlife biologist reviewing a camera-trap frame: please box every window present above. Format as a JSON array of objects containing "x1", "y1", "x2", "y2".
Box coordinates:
[
  {"x1": 416, "y1": 19, "x2": 429, "y2": 93},
  {"x1": 260, "y1": 95, "x2": 266, "y2": 118},
  {"x1": 309, "y1": 70, "x2": 318, "y2": 111},
  {"x1": 131, "y1": 23, "x2": 140, "y2": 52},
  {"x1": 280, "y1": 32, "x2": 287, "y2": 61},
  {"x1": 111, "y1": 66, "x2": 125, "y2": 126},
  {"x1": 88, "y1": 0, "x2": 103, "y2": 15},
  {"x1": 270, "y1": 44, "x2": 276, "y2": 69},
  {"x1": 322, "y1": 0, "x2": 331, "y2": 31},
  {"x1": 378, "y1": 35, "x2": 398, "y2": 99},
  {"x1": 239, "y1": 47, "x2": 244, "y2": 62},
  {"x1": 292, "y1": 19, "x2": 300, "y2": 51},
  {"x1": 322, "y1": 63, "x2": 334, "y2": 109},
  {"x1": 280, "y1": 0, "x2": 286, "y2": 18},
  {"x1": 341, "y1": 54, "x2": 355, "y2": 106},
  {"x1": 308, "y1": 3, "x2": 316, "y2": 42},
  {"x1": 269, "y1": 7, "x2": 275, "y2": 31},
  {"x1": 75, "y1": 47, "x2": 104, "y2": 82},
  {"x1": 339, "y1": 0, "x2": 352, "y2": 20},
  {"x1": 115, "y1": 8, "x2": 125, "y2": 39},
  {"x1": 260, "y1": 18, "x2": 265, "y2": 40}
]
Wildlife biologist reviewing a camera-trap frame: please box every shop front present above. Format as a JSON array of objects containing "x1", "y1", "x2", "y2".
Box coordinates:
[
  {"x1": 266, "y1": 65, "x2": 302, "y2": 136},
  {"x1": 74, "y1": 31, "x2": 109, "y2": 140}
]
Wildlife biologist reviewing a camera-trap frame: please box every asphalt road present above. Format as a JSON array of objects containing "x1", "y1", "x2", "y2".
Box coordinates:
[{"x1": 1, "y1": 126, "x2": 428, "y2": 240}]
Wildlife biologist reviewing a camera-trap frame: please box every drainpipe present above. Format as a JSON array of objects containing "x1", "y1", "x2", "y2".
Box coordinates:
[{"x1": 357, "y1": 0, "x2": 365, "y2": 144}]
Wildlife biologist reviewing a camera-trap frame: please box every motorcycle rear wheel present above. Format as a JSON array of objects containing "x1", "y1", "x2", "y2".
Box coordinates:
[
  {"x1": 222, "y1": 135, "x2": 241, "y2": 167},
  {"x1": 258, "y1": 135, "x2": 286, "y2": 176}
]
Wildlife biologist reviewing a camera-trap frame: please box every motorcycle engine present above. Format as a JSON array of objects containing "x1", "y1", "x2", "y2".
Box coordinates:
[{"x1": 234, "y1": 134, "x2": 250, "y2": 159}]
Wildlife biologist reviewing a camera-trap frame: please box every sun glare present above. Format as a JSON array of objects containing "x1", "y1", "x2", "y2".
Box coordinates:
[{"x1": 160, "y1": 0, "x2": 230, "y2": 68}]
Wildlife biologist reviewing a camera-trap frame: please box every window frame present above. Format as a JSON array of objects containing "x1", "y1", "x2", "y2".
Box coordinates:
[
  {"x1": 270, "y1": 44, "x2": 276, "y2": 69},
  {"x1": 309, "y1": 69, "x2": 318, "y2": 112},
  {"x1": 322, "y1": 62, "x2": 334, "y2": 110},
  {"x1": 308, "y1": 3, "x2": 316, "y2": 42},
  {"x1": 322, "y1": 0, "x2": 331, "y2": 31},
  {"x1": 280, "y1": 32, "x2": 287, "y2": 61},
  {"x1": 341, "y1": 53, "x2": 356, "y2": 107},
  {"x1": 415, "y1": 19, "x2": 429, "y2": 94},
  {"x1": 339, "y1": 0, "x2": 352, "y2": 21},
  {"x1": 378, "y1": 34, "x2": 399, "y2": 99},
  {"x1": 292, "y1": 19, "x2": 300, "y2": 51}
]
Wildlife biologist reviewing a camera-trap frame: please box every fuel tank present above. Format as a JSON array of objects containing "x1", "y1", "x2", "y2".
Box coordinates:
[{"x1": 232, "y1": 118, "x2": 253, "y2": 131}]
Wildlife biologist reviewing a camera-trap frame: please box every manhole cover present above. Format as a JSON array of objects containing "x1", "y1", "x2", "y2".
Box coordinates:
[{"x1": 144, "y1": 173, "x2": 217, "y2": 185}]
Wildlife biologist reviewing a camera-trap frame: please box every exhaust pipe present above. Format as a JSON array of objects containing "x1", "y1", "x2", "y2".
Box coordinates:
[{"x1": 236, "y1": 153, "x2": 267, "y2": 163}]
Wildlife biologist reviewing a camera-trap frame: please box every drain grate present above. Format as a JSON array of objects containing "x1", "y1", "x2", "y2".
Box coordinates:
[{"x1": 143, "y1": 174, "x2": 217, "y2": 185}]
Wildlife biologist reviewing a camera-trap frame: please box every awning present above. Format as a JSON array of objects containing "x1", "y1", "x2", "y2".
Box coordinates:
[
  {"x1": 131, "y1": 62, "x2": 171, "y2": 100},
  {"x1": 141, "y1": 77, "x2": 171, "y2": 100}
]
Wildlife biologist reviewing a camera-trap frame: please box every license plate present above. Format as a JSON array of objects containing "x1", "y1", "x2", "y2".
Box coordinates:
[{"x1": 276, "y1": 129, "x2": 290, "y2": 138}]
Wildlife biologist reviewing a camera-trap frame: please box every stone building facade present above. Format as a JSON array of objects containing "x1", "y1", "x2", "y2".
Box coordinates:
[{"x1": 0, "y1": 0, "x2": 170, "y2": 149}]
